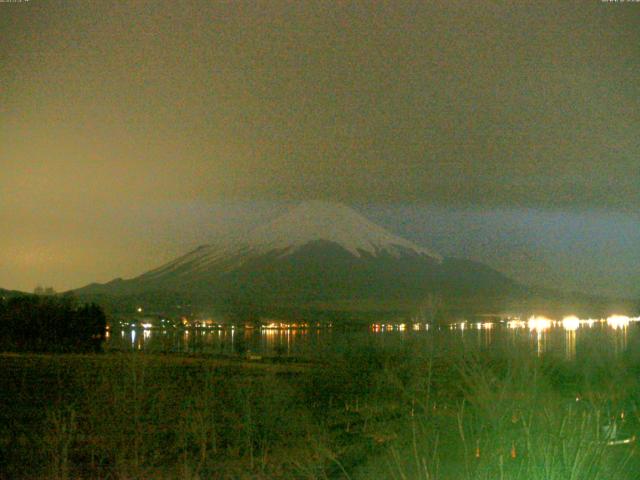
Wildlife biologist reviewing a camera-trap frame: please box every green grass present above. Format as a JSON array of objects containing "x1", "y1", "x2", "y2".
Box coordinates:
[{"x1": 1, "y1": 338, "x2": 639, "y2": 479}]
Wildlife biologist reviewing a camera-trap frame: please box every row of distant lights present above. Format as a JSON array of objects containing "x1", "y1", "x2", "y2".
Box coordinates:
[
  {"x1": 455, "y1": 315, "x2": 638, "y2": 332},
  {"x1": 371, "y1": 323, "x2": 429, "y2": 332},
  {"x1": 490, "y1": 314, "x2": 637, "y2": 332},
  {"x1": 370, "y1": 315, "x2": 639, "y2": 333},
  {"x1": 522, "y1": 314, "x2": 639, "y2": 332}
]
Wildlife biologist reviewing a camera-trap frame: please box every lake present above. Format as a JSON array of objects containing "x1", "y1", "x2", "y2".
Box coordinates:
[{"x1": 105, "y1": 314, "x2": 640, "y2": 361}]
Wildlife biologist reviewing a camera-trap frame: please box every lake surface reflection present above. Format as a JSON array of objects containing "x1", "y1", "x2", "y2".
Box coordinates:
[{"x1": 105, "y1": 316, "x2": 640, "y2": 361}]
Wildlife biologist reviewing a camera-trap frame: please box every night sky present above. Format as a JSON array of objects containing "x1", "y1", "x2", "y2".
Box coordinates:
[{"x1": 1, "y1": 1, "x2": 638, "y2": 297}]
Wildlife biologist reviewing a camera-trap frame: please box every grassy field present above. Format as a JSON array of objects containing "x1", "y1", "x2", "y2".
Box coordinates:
[{"x1": 1, "y1": 336, "x2": 639, "y2": 479}]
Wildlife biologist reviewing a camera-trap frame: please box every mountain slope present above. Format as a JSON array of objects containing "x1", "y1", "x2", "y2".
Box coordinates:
[
  {"x1": 139, "y1": 201, "x2": 441, "y2": 283},
  {"x1": 75, "y1": 201, "x2": 523, "y2": 312},
  {"x1": 0, "y1": 287, "x2": 27, "y2": 300}
]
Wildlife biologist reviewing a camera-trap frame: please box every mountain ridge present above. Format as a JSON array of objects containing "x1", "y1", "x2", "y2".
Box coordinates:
[
  {"x1": 74, "y1": 201, "x2": 530, "y2": 315},
  {"x1": 139, "y1": 201, "x2": 442, "y2": 283}
]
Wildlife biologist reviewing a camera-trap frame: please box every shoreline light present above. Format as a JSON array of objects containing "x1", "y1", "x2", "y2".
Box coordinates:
[
  {"x1": 528, "y1": 316, "x2": 552, "y2": 332},
  {"x1": 562, "y1": 316, "x2": 580, "y2": 332},
  {"x1": 507, "y1": 320, "x2": 526, "y2": 329},
  {"x1": 607, "y1": 315, "x2": 630, "y2": 329}
]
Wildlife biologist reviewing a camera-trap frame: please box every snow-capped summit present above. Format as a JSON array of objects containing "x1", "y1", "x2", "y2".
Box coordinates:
[
  {"x1": 140, "y1": 201, "x2": 441, "y2": 280},
  {"x1": 244, "y1": 200, "x2": 442, "y2": 260}
]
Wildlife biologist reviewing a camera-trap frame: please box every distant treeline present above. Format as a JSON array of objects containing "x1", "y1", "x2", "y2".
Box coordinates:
[{"x1": 0, "y1": 294, "x2": 106, "y2": 352}]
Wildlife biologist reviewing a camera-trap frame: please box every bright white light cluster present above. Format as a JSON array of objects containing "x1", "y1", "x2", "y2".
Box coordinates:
[
  {"x1": 607, "y1": 315, "x2": 631, "y2": 329},
  {"x1": 528, "y1": 316, "x2": 553, "y2": 332},
  {"x1": 561, "y1": 316, "x2": 580, "y2": 332}
]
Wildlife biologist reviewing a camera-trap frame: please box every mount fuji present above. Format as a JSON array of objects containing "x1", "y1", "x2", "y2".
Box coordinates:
[{"x1": 75, "y1": 201, "x2": 523, "y2": 314}]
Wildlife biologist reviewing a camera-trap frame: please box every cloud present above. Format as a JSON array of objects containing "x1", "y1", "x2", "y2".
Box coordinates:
[{"x1": 0, "y1": 1, "x2": 638, "y2": 291}]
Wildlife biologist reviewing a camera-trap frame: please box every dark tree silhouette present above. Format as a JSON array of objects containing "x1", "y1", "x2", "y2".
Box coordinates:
[{"x1": 0, "y1": 294, "x2": 107, "y2": 352}]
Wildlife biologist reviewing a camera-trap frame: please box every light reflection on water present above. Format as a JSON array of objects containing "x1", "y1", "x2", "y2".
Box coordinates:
[
  {"x1": 565, "y1": 330, "x2": 576, "y2": 360},
  {"x1": 105, "y1": 316, "x2": 640, "y2": 360}
]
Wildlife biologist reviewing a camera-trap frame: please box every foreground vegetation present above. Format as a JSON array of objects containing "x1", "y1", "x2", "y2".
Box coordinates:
[{"x1": 1, "y1": 332, "x2": 639, "y2": 479}]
